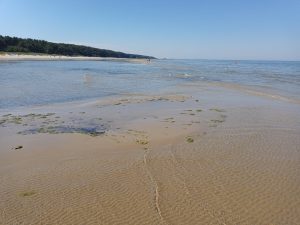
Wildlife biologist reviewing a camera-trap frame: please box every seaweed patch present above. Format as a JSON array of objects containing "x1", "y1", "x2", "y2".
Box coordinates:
[{"x1": 19, "y1": 126, "x2": 106, "y2": 137}]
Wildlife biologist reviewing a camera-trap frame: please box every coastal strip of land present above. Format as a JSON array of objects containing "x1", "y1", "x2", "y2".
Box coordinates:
[{"x1": 0, "y1": 53, "x2": 151, "y2": 62}]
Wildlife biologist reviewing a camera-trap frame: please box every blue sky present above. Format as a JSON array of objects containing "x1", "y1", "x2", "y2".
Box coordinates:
[{"x1": 0, "y1": 0, "x2": 299, "y2": 60}]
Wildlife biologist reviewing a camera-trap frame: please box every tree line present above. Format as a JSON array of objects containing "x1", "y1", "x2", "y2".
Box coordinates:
[{"x1": 0, "y1": 35, "x2": 154, "y2": 59}]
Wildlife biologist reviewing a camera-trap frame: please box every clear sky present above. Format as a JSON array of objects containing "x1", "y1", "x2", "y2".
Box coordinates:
[{"x1": 0, "y1": 0, "x2": 299, "y2": 60}]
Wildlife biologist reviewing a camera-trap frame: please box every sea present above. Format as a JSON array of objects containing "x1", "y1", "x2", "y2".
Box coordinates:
[{"x1": 0, "y1": 59, "x2": 299, "y2": 110}]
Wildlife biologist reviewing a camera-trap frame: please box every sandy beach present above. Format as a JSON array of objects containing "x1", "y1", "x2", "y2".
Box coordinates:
[
  {"x1": 1, "y1": 0, "x2": 299, "y2": 223},
  {"x1": 0, "y1": 53, "x2": 149, "y2": 63},
  {"x1": 1, "y1": 81, "x2": 299, "y2": 225}
]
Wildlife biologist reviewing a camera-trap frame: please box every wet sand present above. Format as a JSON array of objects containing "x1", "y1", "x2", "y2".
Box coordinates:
[{"x1": 1, "y1": 83, "x2": 300, "y2": 225}]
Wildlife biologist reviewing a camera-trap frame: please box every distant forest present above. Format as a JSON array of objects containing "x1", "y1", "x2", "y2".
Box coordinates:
[{"x1": 0, "y1": 35, "x2": 154, "y2": 59}]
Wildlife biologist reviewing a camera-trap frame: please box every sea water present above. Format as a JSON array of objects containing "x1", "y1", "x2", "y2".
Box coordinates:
[{"x1": 0, "y1": 59, "x2": 299, "y2": 109}]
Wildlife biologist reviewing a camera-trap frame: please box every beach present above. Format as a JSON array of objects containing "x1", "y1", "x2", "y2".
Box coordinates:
[
  {"x1": 0, "y1": 53, "x2": 149, "y2": 63},
  {"x1": 0, "y1": 59, "x2": 300, "y2": 225}
]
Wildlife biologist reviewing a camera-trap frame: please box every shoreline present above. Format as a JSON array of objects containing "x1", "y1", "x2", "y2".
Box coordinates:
[
  {"x1": 0, "y1": 53, "x2": 150, "y2": 62},
  {"x1": 1, "y1": 78, "x2": 299, "y2": 115}
]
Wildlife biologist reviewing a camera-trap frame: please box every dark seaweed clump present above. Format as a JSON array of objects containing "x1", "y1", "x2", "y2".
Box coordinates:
[{"x1": 19, "y1": 126, "x2": 105, "y2": 137}]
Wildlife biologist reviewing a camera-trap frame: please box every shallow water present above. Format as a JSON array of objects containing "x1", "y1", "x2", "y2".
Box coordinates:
[
  {"x1": 0, "y1": 59, "x2": 299, "y2": 109},
  {"x1": 1, "y1": 60, "x2": 300, "y2": 225}
]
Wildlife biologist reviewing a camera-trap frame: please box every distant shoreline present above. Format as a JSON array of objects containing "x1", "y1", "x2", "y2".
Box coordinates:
[
  {"x1": 0, "y1": 53, "x2": 151, "y2": 62},
  {"x1": 0, "y1": 35, "x2": 154, "y2": 59}
]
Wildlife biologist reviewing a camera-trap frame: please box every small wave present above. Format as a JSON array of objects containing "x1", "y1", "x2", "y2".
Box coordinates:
[{"x1": 175, "y1": 73, "x2": 192, "y2": 78}]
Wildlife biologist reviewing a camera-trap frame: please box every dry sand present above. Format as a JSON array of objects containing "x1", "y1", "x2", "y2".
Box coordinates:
[
  {"x1": 0, "y1": 53, "x2": 149, "y2": 63},
  {"x1": 0, "y1": 84, "x2": 300, "y2": 225}
]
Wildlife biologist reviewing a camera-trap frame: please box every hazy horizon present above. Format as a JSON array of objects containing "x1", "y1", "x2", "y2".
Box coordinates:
[{"x1": 0, "y1": 0, "x2": 299, "y2": 61}]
